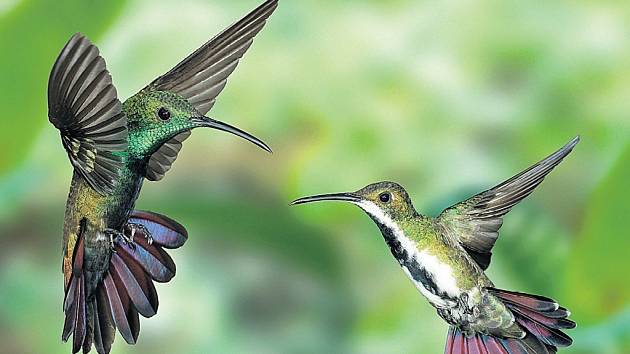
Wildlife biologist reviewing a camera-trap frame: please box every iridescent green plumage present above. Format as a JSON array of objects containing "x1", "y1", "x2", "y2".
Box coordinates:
[
  {"x1": 292, "y1": 137, "x2": 579, "y2": 354},
  {"x1": 49, "y1": 1, "x2": 278, "y2": 353}
]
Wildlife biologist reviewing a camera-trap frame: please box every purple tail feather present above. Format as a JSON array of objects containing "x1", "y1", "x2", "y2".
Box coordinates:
[
  {"x1": 62, "y1": 210, "x2": 187, "y2": 353},
  {"x1": 445, "y1": 288, "x2": 574, "y2": 354}
]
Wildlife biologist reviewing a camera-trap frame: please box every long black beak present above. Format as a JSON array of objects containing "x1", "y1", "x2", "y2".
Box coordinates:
[
  {"x1": 192, "y1": 116, "x2": 272, "y2": 153},
  {"x1": 290, "y1": 192, "x2": 361, "y2": 206}
]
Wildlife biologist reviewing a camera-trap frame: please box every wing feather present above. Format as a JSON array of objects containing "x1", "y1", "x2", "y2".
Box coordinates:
[
  {"x1": 48, "y1": 33, "x2": 127, "y2": 195},
  {"x1": 436, "y1": 136, "x2": 579, "y2": 269},
  {"x1": 143, "y1": 0, "x2": 278, "y2": 181}
]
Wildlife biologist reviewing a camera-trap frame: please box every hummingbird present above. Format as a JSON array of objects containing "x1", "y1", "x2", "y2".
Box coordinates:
[
  {"x1": 47, "y1": 1, "x2": 278, "y2": 353},
  {"x1": 291, "y1": 137, "x2": 578, "y2": 354}
]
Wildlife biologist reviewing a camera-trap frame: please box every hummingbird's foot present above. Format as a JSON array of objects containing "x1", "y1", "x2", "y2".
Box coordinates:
[
  {"x1": 103, "y1": 228, "x2": 131, "y2": 252},
  {"x1": 108, "y1": 227, "x2": 136, "y2": 251},
  {"x1": 108, "y1": 232, "x2": 117, "y2": 253},
  {"x1": 120, "y1": 232, "x2": 137, "y2": 250},
  {"x1": 124, "y1": 222, "x2": 153, "y2": 245}
]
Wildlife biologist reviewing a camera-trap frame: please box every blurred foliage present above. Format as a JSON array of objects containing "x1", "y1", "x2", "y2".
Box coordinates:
[
  {"x1": 0, "y1": 0, "x2": 629, "y2": 353},
  {"x1": 567, "y1": 142, "x2": 630, "y2": 323},
  {"x1": 0, "y1": 0, "x2": 127, "y2": 174}
]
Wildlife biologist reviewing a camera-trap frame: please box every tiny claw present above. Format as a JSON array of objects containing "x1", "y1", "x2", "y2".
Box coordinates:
[
  {"x1": 126, "y1": 222, "x2": 153, "y2": 245},
  {"x1": 126, "y1": 235, "x2": 137, "y2": 251},
  {"x1": 118, "y1": 230, "x2": 136, "y2": 251},
  {"x1": 109, "y1": 233, "x2": 117, "y2": 253}
]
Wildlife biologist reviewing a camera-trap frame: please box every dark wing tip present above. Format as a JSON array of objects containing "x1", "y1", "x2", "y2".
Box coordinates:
[
  {"x1": 147, "y1": 0, "x2": 279, "y2": 111},
  {"x1": 71, "y1": 32, "x2": 85, "y2": 40},
  {"x1": 559, "y1": 135, "x2": 580, "y2": 155}
]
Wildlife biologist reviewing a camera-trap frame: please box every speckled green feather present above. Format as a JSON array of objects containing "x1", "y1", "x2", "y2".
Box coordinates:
[{"x1": 123, "y1": 91, "x2": 199, "y2": 159}]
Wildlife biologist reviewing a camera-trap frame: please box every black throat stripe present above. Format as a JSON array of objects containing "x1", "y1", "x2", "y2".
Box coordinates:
[{"x1": 370, "y1": 216, "x2": 453, "y2": 301}]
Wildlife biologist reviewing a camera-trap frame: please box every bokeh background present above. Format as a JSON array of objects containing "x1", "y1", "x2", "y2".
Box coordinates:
[{"x1": 0, "y1": 0, "x2": 628, "y2": 353}]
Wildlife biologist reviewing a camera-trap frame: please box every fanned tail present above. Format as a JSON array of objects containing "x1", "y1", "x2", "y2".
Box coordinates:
[
  {"x1": 445, "y1": 327, "x2": 555, "y2": 354},
  {"x1": 444, "y1": 288, "x2": 574, "y2": 354},
  {"x1": 489, "y1": 288, "x2": 575, "y2": 350},
  {"x1": 62, "y1": 210, "x2": 187, "y2": 353}
]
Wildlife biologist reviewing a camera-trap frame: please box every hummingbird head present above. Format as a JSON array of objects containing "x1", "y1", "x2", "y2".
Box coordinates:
[
  {"x1": 124, "y1": 90, "x2": 270, "y2": 159},
  {"x1": 291, "y1": 181, "x2": 418, "y2": 222}
]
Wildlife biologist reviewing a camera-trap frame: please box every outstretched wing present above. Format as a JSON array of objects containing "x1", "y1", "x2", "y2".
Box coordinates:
[
  {"x1": 141, "y1": 0, "x2": 278, "y2": 181},
  {"x1": 436, "y1": 136, "x2": 579, "y2": 270},
  {"x1": 48, "y1": 33, "x2": 127, "y2": 195}
]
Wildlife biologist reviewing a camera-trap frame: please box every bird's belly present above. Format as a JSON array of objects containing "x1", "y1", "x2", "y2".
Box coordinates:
[
  {"x1": 102, "y1": 172, "x2": 144, "y2": 228},
  {"x1": 399, "y1": 250, "x2": 461, "y2": 309},
  {"x1": 83, "y1": 229, "x2": 112, "y2": 298}
]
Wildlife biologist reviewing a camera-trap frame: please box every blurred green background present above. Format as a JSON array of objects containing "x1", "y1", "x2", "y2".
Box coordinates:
[{"x1": 0, "y1": 0, "x2": 628, "y2": 353}]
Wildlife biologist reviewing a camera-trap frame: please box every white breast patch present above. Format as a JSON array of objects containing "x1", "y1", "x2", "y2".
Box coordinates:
[{"x1": 357, "y1": 201, "x2": 460, "y2": 308}]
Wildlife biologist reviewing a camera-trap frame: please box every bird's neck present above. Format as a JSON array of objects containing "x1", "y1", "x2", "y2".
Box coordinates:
[
  {"x1": 359, "y1": 203, "x2": 461, "y2": 307},
  {"x1": 127, "y1": 130, "x2": 157, "y2": 161},
  {"x1": 356, "y1": 202, "x2": 423, "y2": 259},
  {"x1": 111, "y1": 145, "x2": 148, "y2": 176},
  {"x1": 368, "y1": 214, "x2": 424, "y2": 262}
]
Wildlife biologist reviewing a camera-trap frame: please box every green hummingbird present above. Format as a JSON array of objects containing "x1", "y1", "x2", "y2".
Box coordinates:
[
  {"x1": 291, "y1": 137, "x2": 578, "y2": 354},
  {"x1": 48, "y1": 1, "x2": 278, "y2": 353}
]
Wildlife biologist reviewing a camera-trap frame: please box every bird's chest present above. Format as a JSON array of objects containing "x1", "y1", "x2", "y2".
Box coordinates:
[
  {"x1": 103, "y1": 172, "x2": 143, "y2": 227},
  {"x1": 376, "y1": 222, "x2": 462, "y2": 309},
  {"x1": 400, "y1": 252, "x2": 461, "y2": 308}
]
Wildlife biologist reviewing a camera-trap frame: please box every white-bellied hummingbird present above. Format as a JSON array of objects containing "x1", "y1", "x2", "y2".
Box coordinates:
[{"x1": 291, "y1": 136, "x2": 578, "y2": 354}]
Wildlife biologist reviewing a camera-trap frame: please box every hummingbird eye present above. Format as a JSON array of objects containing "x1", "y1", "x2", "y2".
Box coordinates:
[
  {"x1": 157, "y1": 107, "x2": 171, "y2": 121},
  {"x1": 379, "y1": 192, "x2": 391, "y2": 203}
]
